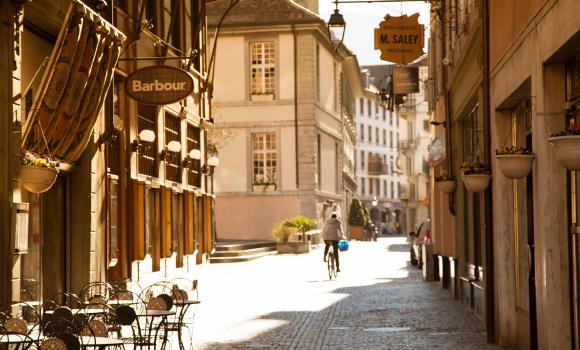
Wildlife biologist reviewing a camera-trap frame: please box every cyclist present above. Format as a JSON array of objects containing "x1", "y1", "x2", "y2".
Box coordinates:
[{"x1": 322, "y1": 212, "x2": 344, "y2": 272}]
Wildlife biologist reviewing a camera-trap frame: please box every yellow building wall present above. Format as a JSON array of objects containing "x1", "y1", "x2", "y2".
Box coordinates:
[{"x1": 489, "y1": 0, "x2": 548, "y2": 69}]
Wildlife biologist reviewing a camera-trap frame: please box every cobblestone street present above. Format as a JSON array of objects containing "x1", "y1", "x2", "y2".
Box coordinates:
[{"x1": 188, "y1": 237, "x2": 501, "y2": 350}]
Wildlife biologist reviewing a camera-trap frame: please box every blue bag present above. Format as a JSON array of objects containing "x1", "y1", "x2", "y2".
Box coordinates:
[{"x1": 338, "y1": 240, "x2": 349, "y2": 251}]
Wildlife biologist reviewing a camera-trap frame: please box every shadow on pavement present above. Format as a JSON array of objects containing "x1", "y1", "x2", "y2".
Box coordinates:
[{"x1": 195, "y1": 261, "x2": 496, "y2": 350}]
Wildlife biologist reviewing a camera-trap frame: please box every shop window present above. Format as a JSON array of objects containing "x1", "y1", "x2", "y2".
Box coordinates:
[
  {"x1": 107, "y1": 175, "x2": 119, "y2": 266},
  {"x1": 164, "y1": 112, "x2": 181, "y2": 183},
  {"x1": 186, "y1": 124, "x2": 201, "y2": 187},
  {"x1": 252, "y1": 132, "x2": 277, "y2": 185},
  {"x1": 138, "y1": 104, "x2": 158, "y2": 177},
  {"x1": 250, "y1": 42, "x2": 276, "y2": 99}
]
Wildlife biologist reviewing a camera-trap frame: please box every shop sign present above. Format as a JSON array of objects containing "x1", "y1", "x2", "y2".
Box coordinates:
[
  {"x1": 126, "y1": 65, "x2": 194, "y2": 105},
  {"x1": 428, "y1": 135, "x2": 446, "y2": 167},
  {"x1": 374, "y1": 13, "x2": 424, "y2": 64},
  {"x1": 392, "y1": 67, "x2": 419, "y2": 94}
]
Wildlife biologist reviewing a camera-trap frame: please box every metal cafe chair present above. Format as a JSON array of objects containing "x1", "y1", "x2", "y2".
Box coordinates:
[
  {"x1": 165, "y1": 278, "x2": 200, "y2": 350},
  {"x1": 42, "y1": 293, "x2": 82, "y2": 317},
  {"x1": 0, "y1": 331, "x2": 40, "y2": 350},
  {"x1": 0, "y1": 301, "x2": 42, "y2": 335},
  {"x1": 79, "y1": 282, "x2": 115, "y2": 305},
  {"x1": 109, "y1": 290, "x2": 165, "y2": 349}
]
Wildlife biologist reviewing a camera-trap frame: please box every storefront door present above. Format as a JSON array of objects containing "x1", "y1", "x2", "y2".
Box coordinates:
[{"x1": 21, "y1": 177, "x2": 68, "y2": 302}]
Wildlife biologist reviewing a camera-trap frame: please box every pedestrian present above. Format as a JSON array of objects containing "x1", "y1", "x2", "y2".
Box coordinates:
[{"x1": 322, "y1": 212, "x2": 345, "y2": 272}]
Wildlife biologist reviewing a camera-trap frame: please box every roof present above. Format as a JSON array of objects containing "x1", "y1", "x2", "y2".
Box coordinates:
[
  {"x1": 206, "y1": 0, "x2": 324, "y2": 28},
  {"x1": 361, "y1": 65, "x2": 394, "y2": 91}
]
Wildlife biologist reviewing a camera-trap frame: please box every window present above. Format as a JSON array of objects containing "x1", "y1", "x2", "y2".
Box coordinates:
[
  {"x1": 316, "y1": 45, "x2": 320, "y2": 102},
  {"x1": 375, "y1": 128, "x2": 379, "y2": 144},
  {"x1": 368, "y1": 126, "x2": 372, "y2": 142},
  {"x1": 252, "y1": 133, "x2": 277, "y2": 184},
  {"x1": 384, "y1": 180, "x2": 388, "y2": 196},
  {"x1": 164, "y1": 112, "x2": 181, "y2": 183},
  {"x1": 186, "y1": 125, "x2": 201, "y2": 187},
  {"x1": 383, "y1": 108, "x2": 386, "y2": 121},
  {"x1": 360, "y1": 124, "x2": 364, "y2": 141},
  {"x1": 361, "y1": 150, "x2": 365, "y2": 169},
  {"x1": 424, "y1": 119, "x2": 430, "y2": 131},
  {"x1": 250, "y1": 42, "x2": 276, "y2": 97},
  {"x1": 359, "y1": 98, "x2": 364, "y2": 114},
  {"x1": 367, "y1": 100, "x2": 371, "y2": 117},
  {"x1": 138, "y1": 104, "x2": 158, "y2": 177},
  {"x1": 107, "y1": 175, "x2": 119, "y2": 266},
  {"x1": 390, "y1": 131, "x2": 393, "y2": 148},
  {"x1": 383, "y1": 130, "x2": 386, "y2": 145},
  {"x1": 369, "y1": 177, "x2": 374, "y2": 195},
  {"x1": 361, "y1": 178, "x2": 365, "y2": 194},
  {"x1": 375, "y1": 103, "x2": 379, "y2": 117}
]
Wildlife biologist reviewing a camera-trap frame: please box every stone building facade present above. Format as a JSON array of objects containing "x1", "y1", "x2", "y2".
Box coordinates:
[
  {"x1": 0, "y1": 0, "x2": 214, "y2": 303},
  {"x1": 206, "y1": 0, "x2": 363, "y2": 240},
  {"x1": 429, "y1": 0, "x2": 580, "y2": 348}
]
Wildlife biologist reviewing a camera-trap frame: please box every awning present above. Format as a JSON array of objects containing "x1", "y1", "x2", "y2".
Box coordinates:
[{"x1": 21, "y1": 0, "x2": 126, "y2": 163}]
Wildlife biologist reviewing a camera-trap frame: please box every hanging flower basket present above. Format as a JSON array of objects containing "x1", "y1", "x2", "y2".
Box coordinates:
[
  {"x1": 436, "y1": 180, "x2": 456, "y2": 193},
  {"x1": 549, "y1": 135, "x2": 580, "y2": 171},
  {"x1": 20, "y1": 166, "x2": 59, "y2": 193},
  {"x1": 496, "y1": 154, "x2": 535, "y2": 179},
  {"x1": 461, "y1": 174, "x2": 491, "y2": 192},
  {"x1": 19, "y1": 152, "x2": 60, "y2": 193}
]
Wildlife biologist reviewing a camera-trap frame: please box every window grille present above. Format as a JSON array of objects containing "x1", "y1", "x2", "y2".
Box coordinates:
[
  {"x1": 250, "y1": 42, "x2": 276, "y2": 96},
  {"x1": 186, "y1": 125, "x2": 201, "y2": 187},
  {"x1": 138, "y1": 104, "x2": 158, "y2": 177},
  {"x1": 164, "y1": 113, "x2": 181, "y2": 183},
  {"x1": 252, "y1": 133, "x2": 277, "y2": 184}
]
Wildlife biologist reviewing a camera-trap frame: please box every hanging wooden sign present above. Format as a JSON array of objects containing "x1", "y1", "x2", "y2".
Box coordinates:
[{"x1": 374, "y1": 13, "x2": 425, "y2": 64}]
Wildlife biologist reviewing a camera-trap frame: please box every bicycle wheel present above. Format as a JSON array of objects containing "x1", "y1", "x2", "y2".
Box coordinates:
[{"x1": 327, "y1": 247, "x2": 336, "y2": 280}]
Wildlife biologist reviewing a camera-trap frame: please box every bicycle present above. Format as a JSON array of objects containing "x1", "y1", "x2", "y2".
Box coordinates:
[{"x1": 326, "y1": 244, "x2": 338, "y2": 280}]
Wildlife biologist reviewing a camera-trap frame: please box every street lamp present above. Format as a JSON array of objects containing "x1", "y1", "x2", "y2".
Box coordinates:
[
  {"x1": 371, "y1": 196, "x2": 378, "y2": 207},
  {"x1": 327, "y1": 0, "x2": 346, "y2": 50}
]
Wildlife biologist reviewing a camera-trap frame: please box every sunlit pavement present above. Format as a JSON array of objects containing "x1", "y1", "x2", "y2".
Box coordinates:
[{"x1": 187, "y1": 237, "x2": 501, "y2": 350}]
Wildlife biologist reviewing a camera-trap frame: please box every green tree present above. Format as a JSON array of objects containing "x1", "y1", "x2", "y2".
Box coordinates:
[{"x1": 348, "y1": 198, "x2": 368, "y2": 226}]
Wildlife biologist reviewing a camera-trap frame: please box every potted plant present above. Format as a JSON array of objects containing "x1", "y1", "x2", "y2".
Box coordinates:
[
  {"x1": 20, "y1": 152, "x2": 60, "y2": 193},
  {"x1": 495, "y1": 146, "x2": 535, "y2": 179},
  {"x1": 549, "y1": 126, "x2": 580, "y2": 171},
  {"x1": 460, "y1": 162, "x2": 491, "y2": 192},
  {"x1": 435, "y1": 174, "x2": 456, "y2": 193},
  {"x1": 348, "y1": 198, "x2": 367, "y2": 240},
  {"x1": 271, "y1": 216, "x2": 317, "y2": 254}
]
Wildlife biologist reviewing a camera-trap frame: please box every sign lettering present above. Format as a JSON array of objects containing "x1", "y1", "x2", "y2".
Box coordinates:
[
  {"x1": 374, "y1": 14, "x2": 425, "y2": 64},
  {"x1": 126, "y1": 65, "x2": 195, "y2": 105}
]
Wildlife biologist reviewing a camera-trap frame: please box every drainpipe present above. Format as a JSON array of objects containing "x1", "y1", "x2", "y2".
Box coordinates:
[
  {"x1": 293, "y1": 24, "x2": 299, "y2": 188},
  {"x1": 482, "y1": 0, "x2": 496, "y2": 343}
]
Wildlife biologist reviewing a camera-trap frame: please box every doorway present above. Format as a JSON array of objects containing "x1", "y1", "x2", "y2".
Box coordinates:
[{"x1": 21, "y1": 176, "x2": 69, "y2": 303}]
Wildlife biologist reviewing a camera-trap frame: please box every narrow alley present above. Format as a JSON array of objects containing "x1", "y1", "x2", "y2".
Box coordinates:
[{"x1": 190, "y1": 237, "x2": 500, "y2": 350}]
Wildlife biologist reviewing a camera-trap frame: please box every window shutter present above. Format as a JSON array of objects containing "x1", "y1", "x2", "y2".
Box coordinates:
[
  {"x1": 196, "y1": 195, "x2": 204, "y2": 263},
  {"x1": 184, "y1": 191, "x2": 195, "y2": 255},
  {"x1": 161, "y1": 187, "x2": 173, "y2": 258},
  {"x1": 130, "y1": 180, "x2": 145, "y2": 261}
]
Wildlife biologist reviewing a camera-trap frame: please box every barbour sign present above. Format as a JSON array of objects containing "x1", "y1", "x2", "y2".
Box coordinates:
[
  {"x1": 126, "y1": 65, "x2": 194, "y2": 105},
  {"x1": 374, "y1": 13, "x2": 425, "y2": 64}
]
